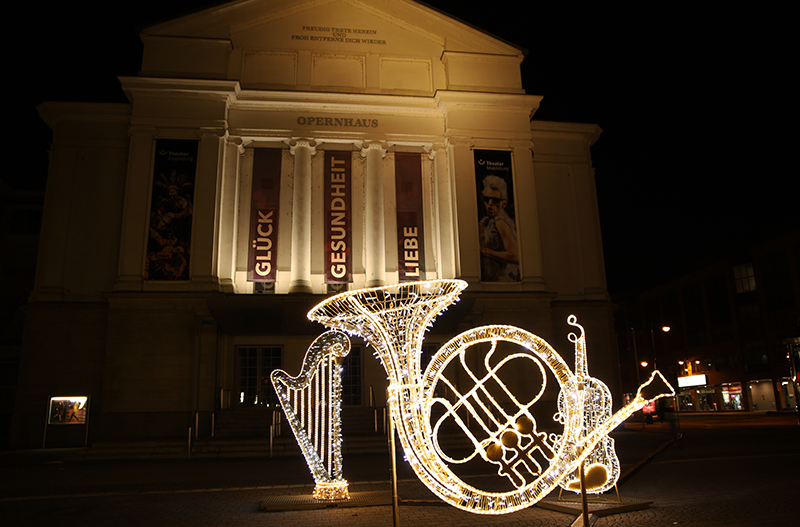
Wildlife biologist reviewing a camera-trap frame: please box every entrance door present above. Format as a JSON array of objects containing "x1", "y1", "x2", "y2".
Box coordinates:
[{"x1": 236, "y1": 346, "x2": 282, "y2": 408}]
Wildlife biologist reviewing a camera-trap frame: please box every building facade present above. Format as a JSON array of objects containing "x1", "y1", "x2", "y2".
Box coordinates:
[
  {"x1": 615, "y1": 229, "x2": 800, "y2": 414},
  {"x1": 12, "y1": 0, "x2": 615, "y2": 448}
]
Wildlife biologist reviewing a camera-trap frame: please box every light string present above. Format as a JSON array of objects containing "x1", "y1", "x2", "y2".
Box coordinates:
[
  {"x1": 271, "y1": 330, "x2": 351, "y2": 500},
  {"x1": 301, "y1": 280, "x2": 674, "y2": 513}
]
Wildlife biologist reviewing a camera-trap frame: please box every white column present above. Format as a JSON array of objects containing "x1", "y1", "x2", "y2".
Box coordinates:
[
  {"x1": 115, "y1": 126, "x2": 157, "y2": 291},
  {"x1": 289, "y1": 139, "x2": 316, "y2": 293},
  {"x1": 430, "y1": 144, "x2": 457, "y2": 279},
  {"x1": 190, "y1": 127, "x2": 225, "y2": 291},
  {"x1": 362, "y1": 141, "x2": 388, "y2": 288},
  {"x1": 217, "y1": 136, "x2": 243, "y2": 293},
  {"x1": 511, "y1": 143, "x2": 547, "y2": 292}
]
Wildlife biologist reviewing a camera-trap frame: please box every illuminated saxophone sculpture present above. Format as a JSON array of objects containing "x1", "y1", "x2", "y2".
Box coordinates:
[{"x1": 302, "y1": 279, "x2": 673, "y2": 514}]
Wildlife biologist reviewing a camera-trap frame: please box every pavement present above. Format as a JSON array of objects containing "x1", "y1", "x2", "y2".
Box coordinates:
[{"x1": 1, "y1": 412, "x2": 798, "y2": 526}]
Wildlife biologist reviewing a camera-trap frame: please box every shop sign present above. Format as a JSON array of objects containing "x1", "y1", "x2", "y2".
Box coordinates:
[{"x1": 678, "y1": 374, "x2": 707, "y2": 388}]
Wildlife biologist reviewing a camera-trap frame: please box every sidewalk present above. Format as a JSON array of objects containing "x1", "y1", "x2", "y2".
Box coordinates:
[{"x1": 3, "y1": 414, "x2": 796, "y2": 526}]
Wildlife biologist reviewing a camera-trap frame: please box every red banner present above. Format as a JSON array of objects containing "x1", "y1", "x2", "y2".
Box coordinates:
[
  {"x1": 325, "y1": 151, "x2": 352, "y2": 283},
  {"x1": 395, "y1": 152, "x2": 425, "y2": 281},
  {"x1": 248, "y1": 149, "x2": 281, "y2": 282}
]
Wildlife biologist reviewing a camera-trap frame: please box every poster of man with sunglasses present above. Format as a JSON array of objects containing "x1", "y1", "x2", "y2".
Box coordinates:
[{"x1": 475, "y1": 150, "x2": 520, "y2": 282}]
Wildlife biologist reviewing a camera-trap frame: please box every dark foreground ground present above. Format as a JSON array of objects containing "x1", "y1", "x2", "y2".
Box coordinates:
[{"x1": 1, "y1": 413, "x2": 798, "y2": 526}]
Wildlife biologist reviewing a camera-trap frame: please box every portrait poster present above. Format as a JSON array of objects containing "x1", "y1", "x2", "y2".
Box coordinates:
[
  {"x1": 324, "y1": 151, "x2": 352, "y2": 283},
  {"x1": 48, "y1": 396, "x2": 88, "y2": 425},
  {"x1": 395, "y1": 152, "x2": 425, "y2": 281},
  {"x1": 474, "y1": 149, "x2": 520, "y2": 282},
  {"x1": 248, "y1": 148, "x2": 282, "y2": 282},
  {"x1": 145, "y1": 139, "x2": 198, "y2": 281}
]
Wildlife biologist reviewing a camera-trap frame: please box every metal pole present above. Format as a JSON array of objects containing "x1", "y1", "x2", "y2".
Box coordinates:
[
  {"x1": 579, "y1": 458, "x2": 589, "y2": 526},
  {"x1": 388, "y1": 390, "x2": 400, "y2": 527},
  {"x1": 631, "y1": 329, "x2": 643, "y2": 429}
]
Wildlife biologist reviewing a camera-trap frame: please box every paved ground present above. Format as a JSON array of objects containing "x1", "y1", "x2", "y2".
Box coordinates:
[{"x1": 1, "y1": 413, "x2": 797, "y2": 526}]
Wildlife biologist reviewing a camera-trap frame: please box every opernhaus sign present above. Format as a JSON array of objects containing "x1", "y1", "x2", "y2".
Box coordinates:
[{"x1": 296, "y1": 116, "x2": 379, "y2": 128}]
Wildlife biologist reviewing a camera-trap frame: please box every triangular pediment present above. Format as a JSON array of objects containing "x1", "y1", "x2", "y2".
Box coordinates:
[
  {"x1": 140, "y1": 0, "x2": 525, "y2": 95},
  {"x1": 145, "y1": 0, "x2": 522, "y2": 56}
]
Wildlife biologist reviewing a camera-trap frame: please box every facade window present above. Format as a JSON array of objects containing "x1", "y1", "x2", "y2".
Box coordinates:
[
  {"x1": 341, "y1": 345, "x2": 362, "y2": 406},
  {"x1": 236, "y1": 346, "x2": 282, "y2": 407},
  {"x1": 733, "y1": 263, "x2": 756, "y2": 293}
]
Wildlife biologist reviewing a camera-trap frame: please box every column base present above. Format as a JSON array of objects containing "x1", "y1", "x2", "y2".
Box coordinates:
[{"x1": 288, "y1": 281, "x2": 313, "y2": 294}]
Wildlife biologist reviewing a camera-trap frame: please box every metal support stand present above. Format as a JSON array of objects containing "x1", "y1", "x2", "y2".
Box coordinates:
[{"x1": 388, "y1": 391, "x2": 400, "y2": 527}]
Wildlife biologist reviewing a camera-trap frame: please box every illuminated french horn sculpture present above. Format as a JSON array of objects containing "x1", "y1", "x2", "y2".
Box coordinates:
[{"x1": 298, "y1": 279, "x2": 673, "y2": 514}]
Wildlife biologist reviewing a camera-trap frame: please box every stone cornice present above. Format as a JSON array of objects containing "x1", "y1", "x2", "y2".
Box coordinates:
[{"x1": 118, "y1": 76, "x2": 241, "y2": 104}]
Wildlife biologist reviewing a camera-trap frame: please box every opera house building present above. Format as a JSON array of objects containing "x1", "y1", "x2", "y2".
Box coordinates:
[{"x1": 13, "y1": 0, "x2": 616, "y2": 449}]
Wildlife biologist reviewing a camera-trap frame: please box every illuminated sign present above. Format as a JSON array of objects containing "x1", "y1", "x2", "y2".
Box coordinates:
[
  {"x1": 678, "y1": 374, "x2": 707, "y2": 388},
  {"x1": 48, "y1": 396, "x2": 88, "y2": 425},
  {"x1": 293, "y1": 280, "x2": 674, "y2": 514}
]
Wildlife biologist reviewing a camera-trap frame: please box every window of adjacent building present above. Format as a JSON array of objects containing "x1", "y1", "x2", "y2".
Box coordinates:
[
  {"x1": 236, "y1": 346, "x2": 282, "y2": 407},
  {"x1": 733, "y1": 263, "x2": 756, "y2": 293},
  {"x1": 760, "y1": 250, "x2": 795, "y2": 312},
  {"x1": 683, "y1": 283, "x2": 708, "y2": 347},
  {"x1": 341, "y1": 345, "x2": 362, "y2": 406}
]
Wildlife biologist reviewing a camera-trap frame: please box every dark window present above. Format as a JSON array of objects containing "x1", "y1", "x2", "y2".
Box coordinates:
[
  {"x1": 683, "y1": 283, "x2": 708, "y2": 347},
  {"x1": 760, "y1": 251, "x2": 795, "y2": 312},
  {"x1": 341, "y1": 345, "x2": 362, "y2": 406},
  {"x1": 733, "y1": 263, "x2": 756, "y2": 293},
  {"x1": 236, "y1": 346, "x2": 282, "y2": 407}
]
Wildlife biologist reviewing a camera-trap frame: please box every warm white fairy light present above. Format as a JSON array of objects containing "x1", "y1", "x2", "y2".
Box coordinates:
[
  {"x1": 271, "y1": 330, "x2": 351, "y2": 501},
  {"x1": 306, "y1": 280, "x2": 675, "y2": 514},
  {"x1": 555, "y1": 315, "x2": 621, "y2": 495}
]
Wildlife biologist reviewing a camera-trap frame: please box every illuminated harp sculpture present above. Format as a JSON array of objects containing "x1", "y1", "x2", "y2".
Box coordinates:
[
  {"x1": 271, "y1": 330, "x2": 351, "y2": 500},
  {"x1": 308, "y1": 280, "x2": 674, "y2": 515}
]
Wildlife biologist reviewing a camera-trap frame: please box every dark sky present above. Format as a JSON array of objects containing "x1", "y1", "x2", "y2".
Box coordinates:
[{"x1": 12, "y1": 1, "x2": 796, "y2": 294}]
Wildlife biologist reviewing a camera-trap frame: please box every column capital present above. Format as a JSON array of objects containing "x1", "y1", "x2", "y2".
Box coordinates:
[
  {"x1": 508, "y1": 140, "x2": 534, "y2": 150},
  {"x1": 197, "y1": 126, "x2": 227, "y2": 139},
  {"x1": 287, "y1": 138, "x2": 317, "y2": 156},
  {"x1": 128, "y1": 125, "x2": 158, "y2": 138},
  {"x1": 359, "y1": 140, "x2": 389, "y2": 158},
  {"x1": 425, "y1": 143, "x2": 447, "y2": 160},
  {"x1": 226, "y1": 135, "x2": 245, "y2": 155},
  {"x1": 445, "y1": 136, "x2": 474, "y2": 147}
]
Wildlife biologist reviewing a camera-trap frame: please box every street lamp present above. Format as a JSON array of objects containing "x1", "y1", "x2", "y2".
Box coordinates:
[{"x1": 650, "y1": 325, "x2": 670, "y2": 370}]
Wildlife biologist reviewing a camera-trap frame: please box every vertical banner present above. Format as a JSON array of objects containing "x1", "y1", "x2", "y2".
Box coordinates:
[
  {"x1": 395, "y1": 152, "x2": 425, "y2": 281},
  {"x1": 146, "y1": 139, "x2": 198, "y2": 281},
  {"x1": 248, "y1": 149, "x2": 282, "y2": 282},
  {"x1": 474, "y1": 150, "x2": 520, "y2": 282},
  {"x1": 325, "y1": 151, "x2": 352, "y2": 283}
]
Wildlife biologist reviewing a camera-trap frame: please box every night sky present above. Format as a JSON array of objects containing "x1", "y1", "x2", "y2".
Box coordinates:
[{"x1": 11, "y1": 1, "x2": 796, "y2": 294}]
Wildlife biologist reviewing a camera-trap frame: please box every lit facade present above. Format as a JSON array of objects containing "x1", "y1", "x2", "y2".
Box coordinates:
[{"x1": 12, "y1": 0, "x2": 615, "y2": 449}]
